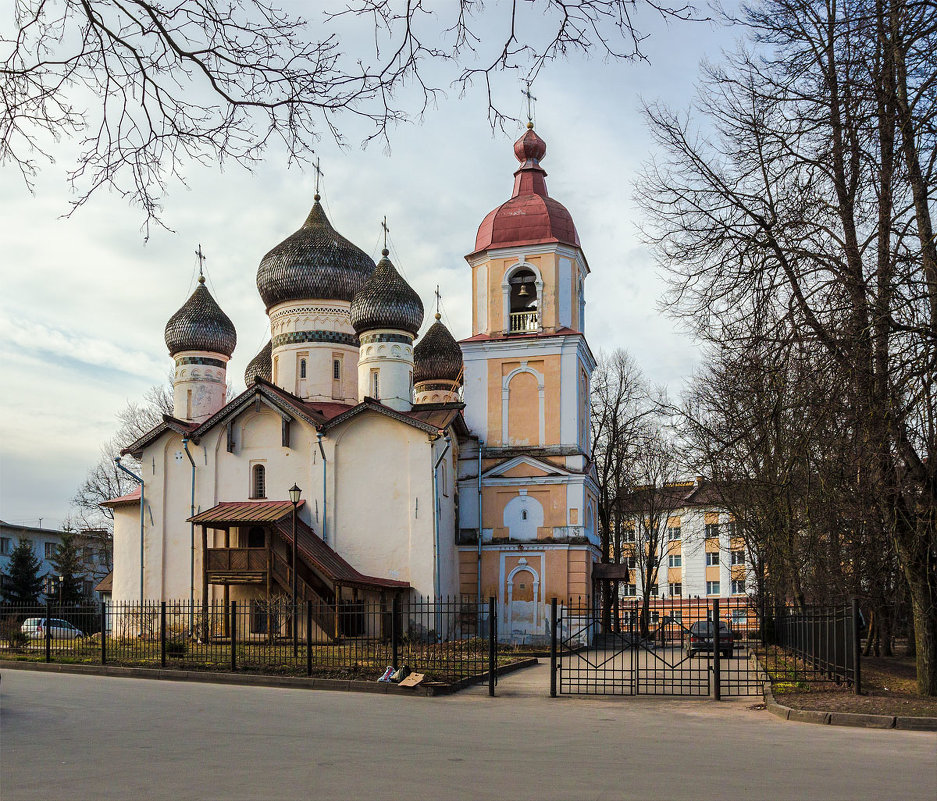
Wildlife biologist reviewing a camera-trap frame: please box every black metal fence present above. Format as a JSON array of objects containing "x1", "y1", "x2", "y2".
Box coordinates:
[
  {"x1": 550, "y1": 596, "x2": 861, "y2": 697},
  {"x1": 0, "y1": 597, "x2": 500, "y2": 687}
]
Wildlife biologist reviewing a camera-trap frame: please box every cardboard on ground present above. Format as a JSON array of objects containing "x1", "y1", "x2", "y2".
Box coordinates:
[{"x1": 398, "y1": 672, "x2": 425, "y2": 687}]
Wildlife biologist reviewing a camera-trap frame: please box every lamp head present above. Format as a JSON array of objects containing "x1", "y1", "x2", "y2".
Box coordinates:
[{"x1": 289, "y1": 484, "x2": 302, "y2": 505}]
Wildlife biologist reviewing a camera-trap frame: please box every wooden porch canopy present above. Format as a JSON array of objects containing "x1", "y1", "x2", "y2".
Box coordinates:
[{"x1": 189, "y1": 501, "x2": 410, "y2": 594}]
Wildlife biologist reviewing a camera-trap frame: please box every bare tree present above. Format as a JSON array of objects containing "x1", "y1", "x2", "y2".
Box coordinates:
[
  {"x1": 639, "y1": 0, "x2": 937, "y2": 693},
  {"x1": 2, "y1": 0, "x2": 698, "y2": 231}
]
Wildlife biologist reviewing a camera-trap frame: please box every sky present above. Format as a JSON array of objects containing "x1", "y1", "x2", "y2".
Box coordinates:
[{"x1": 0, "y1": 2, "x2": 740, "y2": 528}]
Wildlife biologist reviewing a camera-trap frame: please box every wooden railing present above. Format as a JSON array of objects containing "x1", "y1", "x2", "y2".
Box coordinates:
[
  {"x1": 205, "y1": 548, "x2": 267, "y2": 573},
  {"x1": 509, "y1": 310, "x2": 539, "y2": 332}
]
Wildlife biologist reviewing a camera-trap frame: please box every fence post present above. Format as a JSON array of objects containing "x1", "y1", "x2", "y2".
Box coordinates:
[
  {"x1": 45, "y1": 599, "x2": 52, "y2": 663},
  {"x1": 488, "y1": 596, "x2": 496, "y2": 697},
  {"x1": 550, "y1": 597, "x2": 558, "y2": 698},
  {"x1": 160, "y1": 601, "x2": 167, "y2": 669},
  {"x1": 391, "y1": 593, "x2": 400, "y2": 671},
  {"x1": 306, "y1": 600, "x2": 313, "y2": 677},
  {"x1": 231, "y1": 601, "x2": 238, "y2": 673},
  {"x1": 101, "y1": 601, "x2": 107, "y2": 665},
  {"x1": 852, "y1": 597, "x2": 862, "y2": 695},
  {"x1": 712, "y1": 598, "x2": 721, "y2": 701}
]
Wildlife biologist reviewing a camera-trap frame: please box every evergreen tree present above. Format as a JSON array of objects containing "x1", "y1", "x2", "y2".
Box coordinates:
[
  {"x1": 49, "y1": 532, "x2": 87, "y2": 605},
  {"x1": 1, "y1": 539, "x2": 45, "y2": 604}
]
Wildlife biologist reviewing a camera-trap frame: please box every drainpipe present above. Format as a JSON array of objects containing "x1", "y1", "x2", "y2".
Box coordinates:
[
  {"x1": 477, "y1": 439, "x2": 484, "y2": 609},
  {"x1": 115, "y1": 457, "x2": 145, "y2": 602},
  {"x1": 317, "y1": 432, "x2": 328, "y2": 544},
  {"x1": 432, "y1": 432, "x2": 452, "y2": 600},
  {"x1": 181, "y1": 438, "x2": 197, "y2": 629}
]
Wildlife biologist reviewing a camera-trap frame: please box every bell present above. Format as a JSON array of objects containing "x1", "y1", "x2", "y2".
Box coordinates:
[{"x1": 518, "y1": 284, "x2": 530, "y2": 297}]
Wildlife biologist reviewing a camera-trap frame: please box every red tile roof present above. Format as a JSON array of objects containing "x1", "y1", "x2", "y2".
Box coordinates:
[
  {"x1": 188, "y1": 500, "x2": 305, "y2": 525},
  {"x1": 101, "y1": 487, "x2": 141, "y2": 507}
]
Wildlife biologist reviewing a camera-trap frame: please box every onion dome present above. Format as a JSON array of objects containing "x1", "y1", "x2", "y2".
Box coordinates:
[
  {"x1": 256, "y1": 196, "x2": 375, "y2": 310},
  {"x1": 164, "y1": 275, "x2": 237, "y2": 357},
  {"x1": 350, "y1": 249, "x2": 424, "y2": 336},
  {"x1": 414, "y1": 314, "x2": 463, "y2": 384},
  {"x1": 472, "y1": 125, "x2": 580, "y2": 256},
  {"x1": 244, "y1": 339, "x2": 272, "y2": 385}
]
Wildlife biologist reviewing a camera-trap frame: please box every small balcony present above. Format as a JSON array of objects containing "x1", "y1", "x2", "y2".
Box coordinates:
[
  {"x1": 205, "y1": 547, "x2": 268, "y2": 584},
  {"x1": 509, "y1": 310, "x2": 539, "y2": 333}
]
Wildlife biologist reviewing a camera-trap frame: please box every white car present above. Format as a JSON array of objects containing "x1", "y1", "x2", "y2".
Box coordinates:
[{"x1": 21, "y1": 618, "x2": 85, "y2": 640}]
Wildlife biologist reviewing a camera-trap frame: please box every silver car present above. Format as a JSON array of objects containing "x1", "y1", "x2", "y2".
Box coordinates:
[{"x1": 21, "y1": 618, "x2": 85, "y2": 640}]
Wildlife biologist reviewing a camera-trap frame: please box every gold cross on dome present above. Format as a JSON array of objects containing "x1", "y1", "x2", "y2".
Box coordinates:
[
  {"x1": 313, "y1": 157, "x2": 324, "y2": 195},
  {"x1": 522, "y1": 80, "x2": 537, "y2": 124}
]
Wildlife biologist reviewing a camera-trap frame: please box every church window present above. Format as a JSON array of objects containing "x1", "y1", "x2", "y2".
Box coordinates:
[
  {"x1": 251, "y1": 464, "x2": 266, "y2": 499},
  {"x1": 186, "y1": 389, "x2": 193, "y2": 418},
  {"x1": 333, "y1": 359, "x2": 341, "y2": 381},
  {"x1": 299, "y1": 359, "x2": 307, "y2": 379},
  {"x1": 370, "y1": 369, "x2": 380, "y2": 399},
  {"x1": 521, "y1": 510, "x2": 528, "y2": 520}
]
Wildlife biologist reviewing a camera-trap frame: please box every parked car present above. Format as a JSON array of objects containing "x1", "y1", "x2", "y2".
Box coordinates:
[
  {"x1": 686, "y1": 621, "x2": 733, "y2": 658},
  {"x1": 21, "y1": 618, "x2": 85, "y2": 640}
]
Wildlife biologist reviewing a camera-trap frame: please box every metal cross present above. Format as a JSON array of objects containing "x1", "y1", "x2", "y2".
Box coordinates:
[
  {"x1": 435, "y1": 284, "x2": 442, "y2": 316},
  {"x1": 313, "y1": 156, "x2": 324, "y2": 195},
  {"x1": 382, "y1": 216, "x2": 390, "y2": 250},
  {"x1": 195, "y1": 244, "x2": 206, "y2": 278},
  {"x1": 522, "y1": 80, "x2": 537, "y2": 124}
]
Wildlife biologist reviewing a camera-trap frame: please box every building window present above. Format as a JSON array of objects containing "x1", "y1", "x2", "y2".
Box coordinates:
[
  {"x1": 730, "y1": 550, "x2": 745, "y2": 565},
  {"x1": 45, "y1": 542, "x2": 56, "y2": 559},
  {"x1": 622, "y1": 555, "x2": 636, "y2": 570},
  {"x1": 370, "y1": 369, "x2": 380, "y2": 399},
  {"x1": 671, "y1": 610, "x2": 683, "y2": 623},
  {"x1": 649, "y1": 584, "x2": 659, "y2": 597},
  {"x1": 333, "y1": 358, "x2": 341, "y2": 381},
  {"x1": 623, "y1": 526, "x2": 636, "y2": 543},
  {"x1": 521, "y1": 509, "x2": 527, "y2": 520},
  {"x1": 621, "y1": 583, "x2": 636, "y2": 597},
  {"x1": 732, "y1": 579, "x2": 746, "y2": 595},
  {"x1": 706, "y1": 581, "x2": 721, "y2": 596},
  {"x1": 251, "y1": 464, "x2": 266, "y2": 499},
  {"x1": 299, "y1": 359, "x2": 307, "y2": 379},
  {"x1": 731, "y1": 609, "x2": 748, "y2": 626},
  {"x1": 706, "y1": 552, "x2": 720, "y2": 566},
  {"x1": 668, "y1": 554, "x2": 682, "y2": 568},
  {"x1": 0, "y1": 537, "x2": 10, "y2": 555},
  {"x1": 650, "y1": 611, "x2": 660, "y2": 624},
  {"x1": 669, "y1": 582, "x2": 682, "y2": 597},
  {"x1": 667, "y1": 526, "x2": 681, "y2": 541},
  {"x1": 727, "y1": 520, "x2": 739, "y2": 538},
  {"x1": 705, "y1": 523, "x2": 721, "y2": 539},
  {"x1": 246, "y1": 526, "x2": 265, "y2": 548}
]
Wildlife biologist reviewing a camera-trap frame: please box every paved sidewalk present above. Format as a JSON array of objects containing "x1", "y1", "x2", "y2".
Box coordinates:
[{"x1": 1, "y1": 668, "x2": 934, "y2": 801}]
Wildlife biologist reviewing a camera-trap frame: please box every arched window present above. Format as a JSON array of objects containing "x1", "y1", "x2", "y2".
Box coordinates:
[
  {"x1": 299, "y1": 359, "x2": 307, "y2": 379},
  {"x1": 508, "y1": 268, "x2": 538, "y2": 332},
  {"x1": 251, "y1": 464, "x2": 266, "y2": 499},
  {"x1": 246, "y1": 526, "x2": 265, "y2": 548},
  {"x1": 370, "y1": 369, "x2": 380, "y2": 399}
]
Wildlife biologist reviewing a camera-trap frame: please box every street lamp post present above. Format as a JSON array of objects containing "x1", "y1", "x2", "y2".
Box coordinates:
[{"x1": 289, "y1": 484, "x2": 302, "y2": 656}]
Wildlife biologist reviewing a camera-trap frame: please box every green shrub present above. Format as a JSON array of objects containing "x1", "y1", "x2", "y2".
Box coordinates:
[
  {"x1": 165, "y1": 640, "x2": 188, "y2": 657},
  {"x1": 0, "y1": 617, "x2": 30, "y2": 651}
]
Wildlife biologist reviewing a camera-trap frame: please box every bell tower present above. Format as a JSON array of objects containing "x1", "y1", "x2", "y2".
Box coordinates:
[{"x1": 457, "y1": 123, "x2": 600, "y2": 639}]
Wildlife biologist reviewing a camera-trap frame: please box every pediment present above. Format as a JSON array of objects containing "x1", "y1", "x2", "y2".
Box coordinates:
[{"x1": 483, "y1": 455, "x2": 569, "y2": 479}]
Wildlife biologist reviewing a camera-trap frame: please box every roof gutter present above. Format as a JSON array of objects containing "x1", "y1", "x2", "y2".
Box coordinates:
[
  {"x1": 432, "y1": 431, "x2": 452, "y2": 604},
  {"x1": 181, "y1": 438, "x2": 197, "y2": 628},
  {"x1": 317, "y1": 432, "x2": 328, "y2": 545}
]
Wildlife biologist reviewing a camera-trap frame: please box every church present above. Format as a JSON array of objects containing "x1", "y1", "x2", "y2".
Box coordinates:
[{"x1": 105, "y1": 123, "x2": 600, "y2": 642}]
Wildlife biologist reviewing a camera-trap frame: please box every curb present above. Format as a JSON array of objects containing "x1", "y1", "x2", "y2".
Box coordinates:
[
  {"x1": 0, "y1": 657, "x2": 538, "y2": 697},
  {"x1": 763, "y1": 681, "x2": 937, "y2": 731}
]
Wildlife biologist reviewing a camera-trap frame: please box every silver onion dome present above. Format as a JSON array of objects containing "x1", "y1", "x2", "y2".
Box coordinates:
[
  {"x1": 413, "y1": 314, "x2": 463, "y2": 383},
  {"x1": 164, "y1": 276, "x2": 237, "y2": 357},
  {"x1": 244, "y1": 339, "x2": 272, "y2": 385},
  {"x1": 256, "y1": 196, "x2": 375, "y2": 310},
  {"x1": 350, "y1": 249, "x2": 424, "y2": 336}
]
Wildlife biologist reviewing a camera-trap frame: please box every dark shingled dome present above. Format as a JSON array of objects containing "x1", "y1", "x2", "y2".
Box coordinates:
[
  {"x1": 164, "y1": 276, "x2": 237, "y2": 357},
  {"x1": 257, "y1": 198, "x2": 375, "y2": 309},
  {"x1": 350, "y1": 249, "x2": 424, "y2": 336},
  {"x1": 414, "y1": 315, "x2": 463, "y2": 383},
  {"x1": 244, "y1": 340, "x2": 272, "y2": 385}
]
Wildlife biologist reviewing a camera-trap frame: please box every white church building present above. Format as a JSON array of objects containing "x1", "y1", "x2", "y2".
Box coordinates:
[{"x1": 105, "y1": 124, "x2": 602, "y2": 640}]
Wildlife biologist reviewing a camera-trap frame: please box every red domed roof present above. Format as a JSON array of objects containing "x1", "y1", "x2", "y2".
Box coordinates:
[{"x1": 472, "y1": 125, "x2": 580, "y2": 255}]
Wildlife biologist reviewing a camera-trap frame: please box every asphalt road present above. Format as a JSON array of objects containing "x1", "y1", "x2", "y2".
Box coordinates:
[{"x1": 1, "y1": 665, "x2": 934, "y2": 801}]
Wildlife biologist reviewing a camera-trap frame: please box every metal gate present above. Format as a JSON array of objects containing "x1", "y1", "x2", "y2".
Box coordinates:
[{"x1": 549, "y1": 597, "x2": 768, "y2": 697}]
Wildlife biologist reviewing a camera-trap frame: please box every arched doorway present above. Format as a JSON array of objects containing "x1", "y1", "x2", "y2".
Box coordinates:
[{"x1": 506, "y1": 560, "x2": 541, "y2": 640}]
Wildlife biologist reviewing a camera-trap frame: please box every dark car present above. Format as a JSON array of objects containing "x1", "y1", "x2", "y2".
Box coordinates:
[{"x1": 686, "y1": 621, "x2": 734, "y2": 658}]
